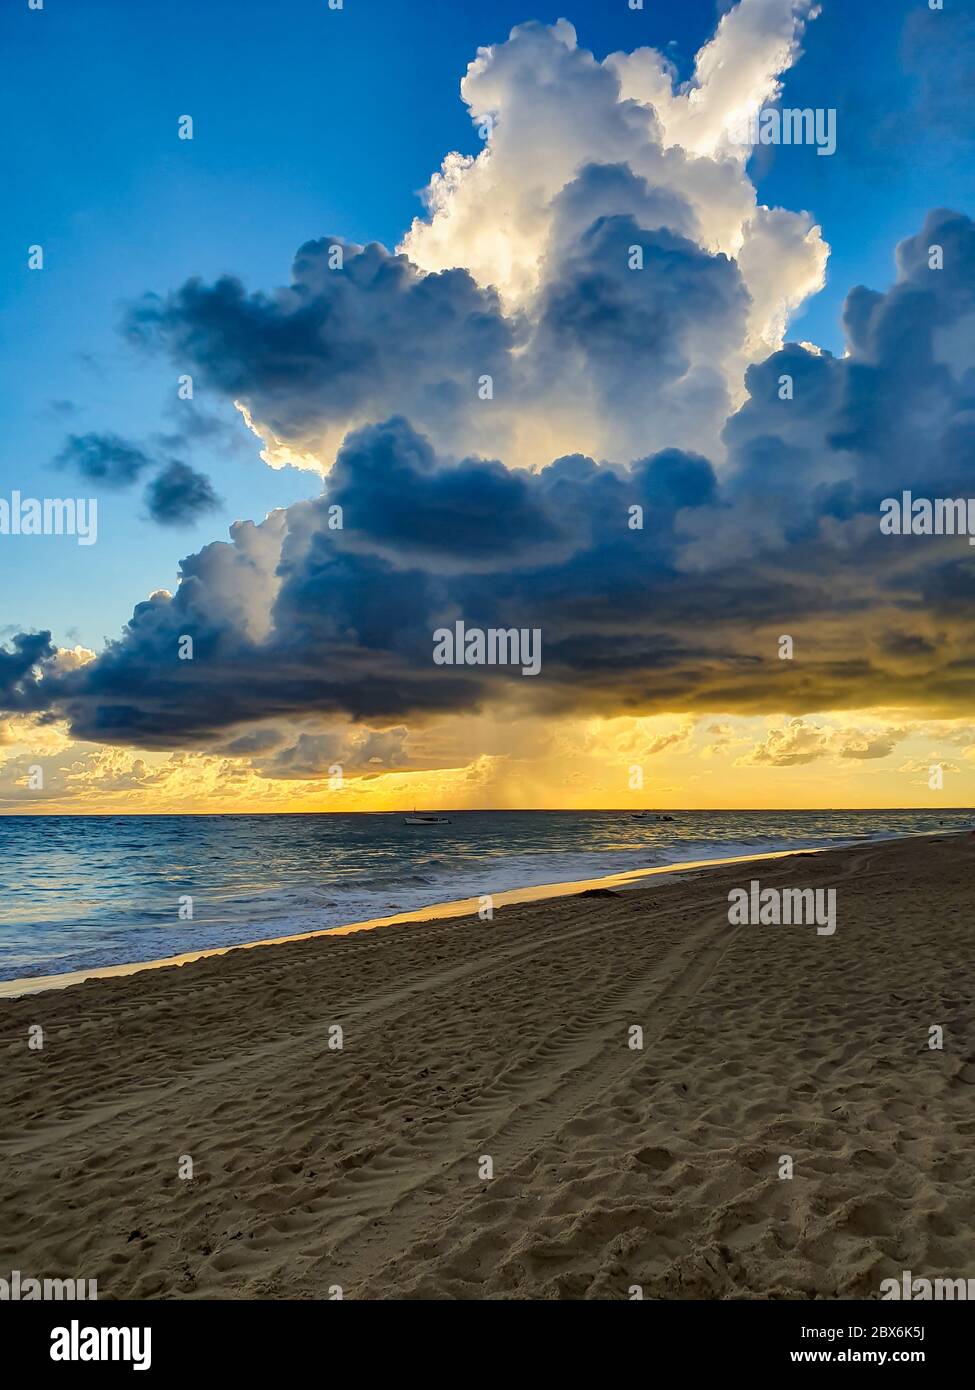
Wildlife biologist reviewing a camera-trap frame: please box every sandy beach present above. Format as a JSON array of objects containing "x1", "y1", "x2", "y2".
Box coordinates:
[{"x1": 1, "y1": 834, "x2": 972, "y2": 1300}]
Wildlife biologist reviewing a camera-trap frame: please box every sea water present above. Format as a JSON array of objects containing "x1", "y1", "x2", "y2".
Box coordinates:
[{"x1": 0, "y1": 808, "x2": 969, "y2": 980}]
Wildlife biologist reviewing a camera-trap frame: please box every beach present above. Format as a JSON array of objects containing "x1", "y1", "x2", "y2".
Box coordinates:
[{"x1": 1, "y1": 833, "x2": 972, "y2": 1300}]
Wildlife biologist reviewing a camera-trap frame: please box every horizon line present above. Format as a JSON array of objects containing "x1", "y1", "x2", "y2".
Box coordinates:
[{"x1": 0, "y1": 806, "x2": 973, "y2": 818}]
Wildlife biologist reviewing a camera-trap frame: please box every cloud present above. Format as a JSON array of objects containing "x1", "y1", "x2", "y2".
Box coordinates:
[
  {"x1": 5, "y1": 7, "x2": 975, "y2": 766},
  {"x1": 254, "y1": 726, "x2": 409, "y2": 781},
  {"x1": 50, "y1": 430, "x2": 222, "y2": 529},
  {"x1": 405, "y1": 5, "x2": 824, "y2": 312},
  {"x1": 898, "y1": 757, "x2": 961, "y2": 786},
  {"x1": 740, "y1": 719, "x2": 911, "y2": 767},
  {"x1": 834, "y1": 727, "x2": 908, "y2": 761},
  {"x1": 701, "y1": 721, "x2": 750, "y2": 757},
  {"x1": 220, "y1": 728, "x2": 287, "y2": 756},
  {"x1": 124, "y1": 241, "x2": 520, "y2": 471},
  {"x1": 529, "y1": 204, "x2": 749, "y2": 459},
  {"x1": 145, "y1": 460, "x2": 221, "y2": 526},
  {"x1": 609, "y1": 0, "x2": 822, "y2": 164},
  {"x1": 0, "y1": 632, "x2": 56, "y2": 705},
  {"x1": 8, "y1": 206, "x2": 975, "y2": 758},
  {"x1": 0, "y1": 746, "x2": 173, "y2": 806},
  {"x1": 672, "y1": 207, "x2": 975, "y2": 568},
  {"x1": 739, "y1": 718, "x2": 829, "y2": 766},
  {"x1": 119, "y1": 10, "x2": 828, "y2": 471},
  {"x1": 52, "y1": 433, "x2": 153, "y2": 487}
]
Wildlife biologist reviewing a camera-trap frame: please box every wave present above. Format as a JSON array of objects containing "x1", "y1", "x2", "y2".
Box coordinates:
[{"x1": 2, "y1": 811, "x2": 969, "y2": 982}]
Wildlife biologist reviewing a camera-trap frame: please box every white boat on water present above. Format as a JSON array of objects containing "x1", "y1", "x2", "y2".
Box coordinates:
[{"x1": 404, "y1": 810, "x2": 451, "y2": 824}]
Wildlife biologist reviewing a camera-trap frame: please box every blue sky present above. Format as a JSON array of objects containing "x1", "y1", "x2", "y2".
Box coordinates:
[{"x1": 1, "y1": 0, "x2": 972, "y2": 651}]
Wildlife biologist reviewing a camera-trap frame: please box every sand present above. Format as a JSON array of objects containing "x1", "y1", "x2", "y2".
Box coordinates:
[{"x1": 1, "y1": 834, "x2": 973, "y2": 1300}]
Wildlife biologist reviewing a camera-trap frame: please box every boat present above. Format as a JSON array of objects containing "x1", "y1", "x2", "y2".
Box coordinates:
[
  {"x1": 404, "y1": 810, "x2": 451, "y2": 824},
  {"x1": 631, "y1": 813, "x2": 675, "y2": 822}
]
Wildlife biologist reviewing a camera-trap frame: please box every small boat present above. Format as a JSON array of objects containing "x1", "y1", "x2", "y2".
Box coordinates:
[
  {"x1": 404, "y1": 810, "x2": 451, "y2": 825},
  {"x1": 631, "y1": 813, "x2": 675, "y2": 822}
]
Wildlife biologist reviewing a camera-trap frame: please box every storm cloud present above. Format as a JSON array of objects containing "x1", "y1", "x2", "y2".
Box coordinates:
[
  {"x1": 5, "y1": 204, "x2": 975, "y2": 754},
  {"x1": 4, "y1": 11, "x2": 974, "y2": 767}
]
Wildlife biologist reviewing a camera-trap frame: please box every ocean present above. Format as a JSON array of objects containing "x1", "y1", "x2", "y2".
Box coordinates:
[{"x1": 0, "y1": 808, "x2": 970, "y2": 982}]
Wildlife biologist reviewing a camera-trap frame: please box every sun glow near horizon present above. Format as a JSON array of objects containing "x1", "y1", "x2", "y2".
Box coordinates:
[{"x1": 3, "y1": 709, "x2": 973, "y2": 814}]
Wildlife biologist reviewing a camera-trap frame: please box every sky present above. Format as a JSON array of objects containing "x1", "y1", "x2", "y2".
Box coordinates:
[{"x1": 1, "y1": 0, "x2": 974, "y2": 812}]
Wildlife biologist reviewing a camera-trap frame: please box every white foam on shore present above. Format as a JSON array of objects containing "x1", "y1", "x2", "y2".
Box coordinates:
[{"x1": 0, "y1": 840, "x2": 870, "y2": 1000}]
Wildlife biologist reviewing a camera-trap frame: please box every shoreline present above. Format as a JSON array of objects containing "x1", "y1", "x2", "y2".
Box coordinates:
[{"x1": 0, "y1": 834, "x2": 929, "y2": 1001}]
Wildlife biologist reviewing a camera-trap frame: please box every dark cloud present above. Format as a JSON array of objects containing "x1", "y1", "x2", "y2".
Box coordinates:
[
  {"x1": 50, "y1": 429, "x2": 221, "y2": 529},
  {"x1": 0, "y1": 632, "x2": 56, "y2": 705},
  {"x1": 220, "y1": 728, "x2": 286, "y2": 756},
  {"x1": 52, "y1": 433, "x2": 153, "y2": 487},
  {"x1": 6, "y1": 210, "x2": 975, "y2": 750},
  {"x1": 145, "y1": 460, "x2": 221, "y2": 526},
  {"x1": 123, "y1": 239, "x2": 520, "y2": 459},
  {"x1": 325, "y1": 417, "x2": 565, "y2": 568},
  {"x1": 718, "y1": 210, "x2": 975, "y2": 521},
  {"x1": 537, "y1": 215, "x2": 744, "y2": 383},
  {"x1": 529, "y1": 198, "x2": 747, "y2": 457},
  {"x1": 0, "y1": 414, "x2": 724, "y2": 745}
]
